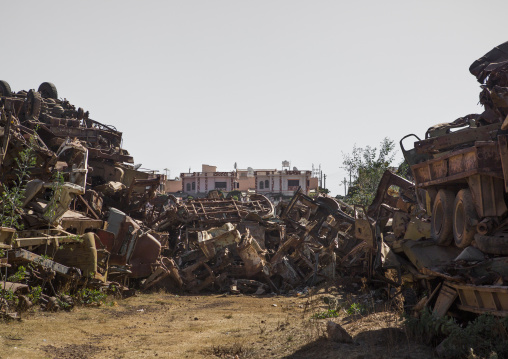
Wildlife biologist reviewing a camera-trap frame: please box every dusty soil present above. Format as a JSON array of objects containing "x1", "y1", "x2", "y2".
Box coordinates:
[{"x1": 0, "y1": 286, "x2": 435, "y2": 359}]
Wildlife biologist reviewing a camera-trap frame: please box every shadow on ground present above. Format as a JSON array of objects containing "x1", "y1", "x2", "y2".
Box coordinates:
[{"x1": 283, "y1": 327, "x2": 435, "y2": 359}]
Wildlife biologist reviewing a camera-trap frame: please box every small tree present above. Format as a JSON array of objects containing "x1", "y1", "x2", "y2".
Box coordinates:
[
  {"x1": 0, "y1": 134, "x2": 37, "y2": 229},
  {"x1": 342, "y1": 137, "x2": 397, "y2": 207}
]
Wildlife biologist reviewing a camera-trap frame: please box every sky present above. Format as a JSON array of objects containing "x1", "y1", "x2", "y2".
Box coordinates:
[{"x1": 3, "y1": 1, "x2": 508, "y2": 196}]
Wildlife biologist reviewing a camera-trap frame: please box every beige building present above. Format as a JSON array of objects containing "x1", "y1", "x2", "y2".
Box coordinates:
[
  {"x1": 168, "y1": 164, "x2": 319, "y2": 197},
  {"x1": 255, "y1": 169, "x2": 313, "y2": 196},
  {"x1": 164, "y1": 178, "x2": 183, "y2": 193},
  {"x1": 180, "y1": 164, "x2": 236, "y2": 195}
]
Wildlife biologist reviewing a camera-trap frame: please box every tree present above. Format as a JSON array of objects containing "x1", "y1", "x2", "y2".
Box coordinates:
[{"x1": 341, "y1": 137, "x2": 397, "y2": 207}]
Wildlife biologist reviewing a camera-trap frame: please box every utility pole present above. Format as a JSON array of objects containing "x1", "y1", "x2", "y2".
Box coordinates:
[
  {"x1": 319, "y1": 164, "x2": 322, "y2": 188},
  {"x1": 341, "y1": 177, "x2": 348, "y2": 196},
  {"x1": 163, "y1": 168, "x2": 170, "y2": 179},
  {"x1": 323, "y1": 174, "x2": 326, "y2": 191}
]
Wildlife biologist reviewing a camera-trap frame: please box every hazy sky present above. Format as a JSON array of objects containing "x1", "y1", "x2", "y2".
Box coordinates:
[{"x1": 4, "y1": 1, "x2": 508, "y2": 196}]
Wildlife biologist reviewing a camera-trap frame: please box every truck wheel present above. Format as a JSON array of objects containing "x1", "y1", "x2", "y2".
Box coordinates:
[
  {"x1": 475, "y1": 234, "x2": 508, "y2": 255},
  {"x1": 0, "y1": 80, "x2": 11, "y2": 96},
  {"x1": 38, "y1": 82, "x2": 58, "y2": 99},
  {"x1": 453, "y1": 189, "x2": 478, "y2": 248},
  {"x1": 25, "y1": 89, "x2": 42, "y2": 121},
  {"x1": 431, "y1": 189, "x2": 455, "y2": 245}
]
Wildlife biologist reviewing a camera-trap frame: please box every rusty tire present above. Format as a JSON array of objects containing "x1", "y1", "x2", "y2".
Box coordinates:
[
  {"x1": 0, "y1": 80, "x2": 11, "y2": 97},
  {"x1": 26, "y1": 89, "x2": 42, "y2": 120},
  {"x1": 38, "y1": 82, "x2": 58, "y2": 99},
  {"x1": 475, "y1": 234, "x2": 508, "y2": 255},
  {"x1": 431, "y1": 189, "x2": 455, "y2": 245},
  {"x1": 453, "y1": 189, "x2": 478, "y2": 248}
]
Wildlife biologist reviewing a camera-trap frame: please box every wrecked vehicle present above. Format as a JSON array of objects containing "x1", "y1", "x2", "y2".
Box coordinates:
[{"x1": 389, "y1": 41, "x2": 508, "y2": 318}]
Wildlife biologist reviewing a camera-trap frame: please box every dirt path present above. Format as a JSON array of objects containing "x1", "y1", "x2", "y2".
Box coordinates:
[{"x1": 0, "y1": 287, "x2": 434, "y2": 359}]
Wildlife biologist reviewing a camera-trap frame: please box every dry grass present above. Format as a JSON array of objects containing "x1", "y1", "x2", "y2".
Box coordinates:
[{"x1": 0, "y1": 285, "x2": 435, "y2": 359}]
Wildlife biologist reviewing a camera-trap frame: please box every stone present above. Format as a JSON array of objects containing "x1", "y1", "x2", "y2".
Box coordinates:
[{"x1": 327, "y1": 320, "x2": 353, "y2": 343}]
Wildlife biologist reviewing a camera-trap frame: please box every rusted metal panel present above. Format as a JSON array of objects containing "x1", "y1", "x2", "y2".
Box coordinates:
[
  {"x1": 467, "y1": 174, "x2": 508, "y2": 217},
  {"x1": 412, "y1": 144, "x2": 504, "y2": 189},
  {"x1": 237, "y1": 234, "x2": 267, "y2": 277},
  {"x1": 0, "y1": 227, "x2": 15, "y2": 246},
  {"x1": 433, "y1": 283, "x2": 458, "y2": 317},
  {"x1": 403, "y1": 217, "x2": 431, "y2": 240},
  {"x1": 197, "y1": 224, "x2": 241, "y2": 260},
  {"x1": 414, "y1": 122, "x2": 500, "y2": 155},
  {"x1": 449, "y1": 283, "x2": 508, "y2": 316},
  {"x1": 401, "y1": 239, "x2": 462, "y2": 270},
  {"x1": 366, "y1": 170, "x2": 415, "y2": 219},
  {"x1": 9, "y1": 249, "x2": 81, "y2": 278},
  {"x1": 52, "y1": 233, "x2": 98, "y2": 278}
]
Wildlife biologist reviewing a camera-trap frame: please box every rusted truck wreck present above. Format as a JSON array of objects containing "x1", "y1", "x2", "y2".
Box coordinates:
[{"x1": 390, "y1": 41, "x2": 508, "y2": 317}]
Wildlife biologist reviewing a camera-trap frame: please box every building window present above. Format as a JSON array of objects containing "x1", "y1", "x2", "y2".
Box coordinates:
[
  {"x1": 192, "y1": 182, "x2": 195, "y2": 190},
  {"x1": 236, "y1": 182, "x2": 239, "y2": 189},
  {"x1": 264, "y1": 180, "x2": 269, "y2": 189},
  {"x1": 186, "y1": 183, "x2": 191, "y2": 192},
  {"x1": 215, "y1": 182, "x2": 227, "y2": 189},
  {"x1": 259, "y1": 181, "x2": 264, "y2": 189},
  {"x1": 288, "y1": 180, "x2": 300, "y2": 187}
]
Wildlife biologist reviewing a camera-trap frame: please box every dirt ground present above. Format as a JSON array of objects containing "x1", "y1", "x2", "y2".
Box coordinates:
[{"x1": 0, "y1": 285, "x2": 435, "y2": 359}]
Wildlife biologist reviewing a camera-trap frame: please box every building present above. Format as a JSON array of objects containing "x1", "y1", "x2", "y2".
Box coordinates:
[
  {"x1": 236, "y1": 167, "x2": 256, "y2": 192},
  {"x1": 255, "y1": 169, "x2": 313, "y2": 197},
  {"x1": 180, "y1": 164, "x2": 236, "y2": 196},
  {"x1": 173, "y1": 163, "x2": 320, "y2": 198},
  {"x1": 164, "y1": 177, "x2": 183, "y2": 193}
]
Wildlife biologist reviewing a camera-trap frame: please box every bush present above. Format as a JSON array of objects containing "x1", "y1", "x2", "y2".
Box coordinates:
[{"x1": 404, "y1": 309, "x2": 508, "y2": 358}]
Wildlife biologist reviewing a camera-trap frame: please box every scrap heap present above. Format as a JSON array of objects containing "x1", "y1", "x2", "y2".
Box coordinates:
[
  {"x1": 0, "y1": 81, "x2": 165, "y2": 317},
  {"x1": 325, "y1": 41, "x2": 508, "y2": 319},
  {"x1": 3, "y1": 41, "x2": 508, "y2": 322},
  {"x1": 350, "y1": 41, "x2": 508, "y2": 318},
  {"x1": 0, "y1": 81, "x2": 359, "y2": 318}
]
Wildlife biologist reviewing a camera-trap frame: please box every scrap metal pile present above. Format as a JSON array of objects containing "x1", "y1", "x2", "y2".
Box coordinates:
[
  {"x1": 3, "y1": 41, "x2": 508, "y2": 322},
  {"x1": 0, "y1": 82, "x2": 363, "y2": 318},
  {"x1": 363, "y1": 41, "x2": 508, "y2": 318},
  {"x1": 0, "y1": 81, "x2": 167, "y2": 317}
]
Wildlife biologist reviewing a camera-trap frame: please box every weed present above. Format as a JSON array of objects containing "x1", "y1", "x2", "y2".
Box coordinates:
[
  {"x1": 0, "y1": 288, "x2": 19, "y2": 309},
  {"x1": 209, "y1": 342, "x2": 252, "y2": 358},
  {"x1": 43, "y1": 170, "x2": 64, "y2": 224},
  {"x1": 312, "y1": 309, "x2": 340, "y2": 319},
  {"x1": 7, "y1": 265, "x2": 27, "y2": 283},
  {"x1": 224, "y1": 314, "x2": 233, "y2": 319},
  {"x1": 74, "y1": 288, "x2": 106, "y2": 306},
  {"x1": 0, "y1": 130, "x2": 37, "y2": 229},
  {"x1": 27, "y1": 285, "x2": 42, "y2": 304},
  {"x1": 57, "y1": 298, "x2": 72, "y2": 310},
  {"x1": 346, "y1": 302, "x2": 366, "y2": 315}
]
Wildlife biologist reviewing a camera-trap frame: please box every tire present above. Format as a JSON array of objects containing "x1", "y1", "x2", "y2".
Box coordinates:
[
  {"x1": 453, "y1": 189, "x2": 478, "y2": 248},
  {"x1": 431, "y1": 189, "x2": 455, "y2": 245},
  {"x1": 38, "y1": 82, "x2": 58, "y2": 99},
  {"x1": 475, "y1": 234, "x2": 508, "y2": 255},
  {"x1": 25, "y1": 89, "x2": 42, "y2": 120},
  {"x1": 0, "y1": 80, "x2": 11, "y2": 97}
]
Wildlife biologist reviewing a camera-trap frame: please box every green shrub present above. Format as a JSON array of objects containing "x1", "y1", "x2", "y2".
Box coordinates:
[{"x1": 404, "y1": 308, "x2": 508, "y2": 358}]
